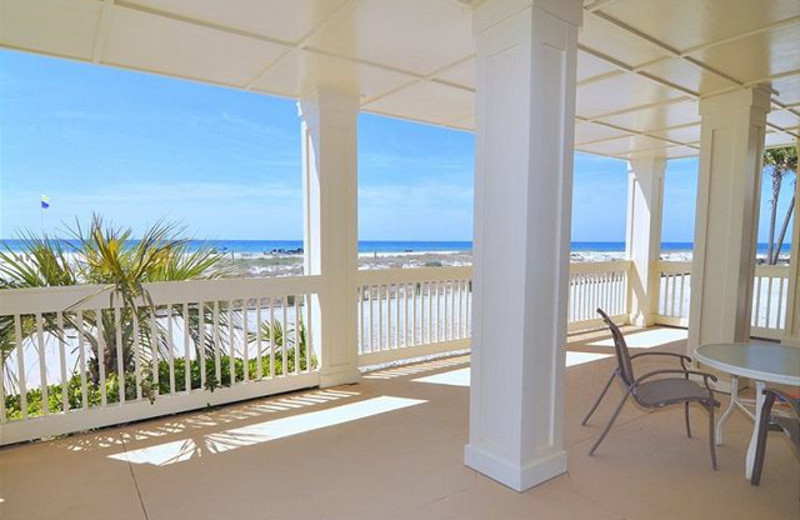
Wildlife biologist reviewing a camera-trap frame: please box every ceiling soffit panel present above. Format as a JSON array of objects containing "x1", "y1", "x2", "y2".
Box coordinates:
[
  {"x1": 0, "y1": 0, "x2": 102, "y2": 60},
  {"x1": 123, "y1": 0, "x2": 350, "y2": 44},
  {"x1": 363, "y1": 81, "x2": 473, "y2": 126},
  {"x1": 593, "y1": 99, "x2": 701, "y2": 134},
  {"x1": 306, "y1": 0, "x2": 474, "y2": 76},
  {"x1": 600, "y1": 0, "x2": 800, "y2": 53},
  {"x1": 104, "y1": 7, "x2": 288, "y2": 86},
  {"x1": 576, "y1": 73, "x2": 687, "y2": 119},
  {"x1": 251, "y1": 50, "x2": 417, "y2": 101}
]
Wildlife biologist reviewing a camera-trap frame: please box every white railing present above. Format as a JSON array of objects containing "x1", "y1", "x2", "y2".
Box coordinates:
[
  {"x1": 0, "y1": 276, "x2": 321, "y2": 446},
  {"x1": 356, "y1": 267, "x2": 473, "y2": 366},
  {"x1": 751, "y1": 264, "x2": 791, "y2": 339},
  {"x1": 0, "y1": 260, "x2": 640, "y2": 444},
  {"x1": 653, "y1": 261, "x2": 791, "y2": 339},
  {"x1": 355, "y1": 261, "x2": 633, "y2": 365},
  {"x1": 654, "y1": 261, "x2": 692, "y2": 326},
  {"x1": 568, "y1": 261, "x2": 631, "y2": 332}
]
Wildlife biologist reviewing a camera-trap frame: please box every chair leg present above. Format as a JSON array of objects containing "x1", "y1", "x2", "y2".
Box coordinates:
[
  {"x1": 582, "y1": 370, "x2": 617, "y2": 426},
  {"x1": 589, "y1": 390, "x2": 630, "y2": 456},
  {"x1": 684, "y1": 402, "x2": 692, "y2": 438},
  {"x1": 707, "y1": 404, "x2": 717, "y2": 471},
  {"x1": 750, "y1": 392, "x2": 777, "y2": 485}
]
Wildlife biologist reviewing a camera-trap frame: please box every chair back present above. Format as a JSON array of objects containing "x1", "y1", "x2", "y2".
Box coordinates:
[{"x1": 597, "y1": 308, "x2": 635, "y2": 386}]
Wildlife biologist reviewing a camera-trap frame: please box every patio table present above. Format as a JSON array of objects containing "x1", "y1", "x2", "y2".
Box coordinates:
[{"x1": 696, "y1": 342, "x2": 800, "y2": 480}]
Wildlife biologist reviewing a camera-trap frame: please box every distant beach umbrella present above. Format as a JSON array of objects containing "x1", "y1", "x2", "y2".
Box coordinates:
[{"x1": 40, "y1": 194, "x2": 50, "y2": 209}]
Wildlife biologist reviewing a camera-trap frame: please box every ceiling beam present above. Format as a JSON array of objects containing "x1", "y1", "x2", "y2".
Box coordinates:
[
  {"x1": 243, "y1": 0, "x2": 367, "y2": 90},
  {"x1": 91, "y1": 0, "x2": 115, "y2": 65}
]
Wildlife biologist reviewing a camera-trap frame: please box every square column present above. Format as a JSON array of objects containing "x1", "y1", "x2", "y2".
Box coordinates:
[
  {"x1": 465, "y1": 0, "x2": 582, "y2": 492},
  {"x1": 298, "y1": 89, "x2": 361, "y2": 387},
  {"x1": 782, "y1": 137, "x2": 800, "y2": 347},
  {"x1": 688, "y1": 87, "x2": 771, "y2": 353},
  {"x1": 625, "y1": 154, "x2": 666, "y2": 326}
]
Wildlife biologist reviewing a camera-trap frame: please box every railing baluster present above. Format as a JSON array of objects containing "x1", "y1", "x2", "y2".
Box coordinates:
[
  {"x1": 77, "y1": 311, "x2": 89, "y2": 409},
  {"x1": 404, "y1": 284, "x2": 410, "y2": 346},
  {"x1": 395, "y1": 285, "x2": 401, "y2": 348},
  {"x1": 412, "y1": 283, "x2": 418, "y2": 346},
  {"x1": 269, "y1": 296, "x2": 276, "y2": 378},
  {"x1": 357, "y1": 286, "x2": 364, "y2": 354},
  {"x1": 256, "y1": 300, "x2": 263, "y2": 380},
  {"x1": 57, "y1": 312, "x2": 68, "y2": 412},
  {"x1": 305, "y1": 293, "x2": 313, "y2": 374},
  {"x1": 776, "y1": 276, "x2": 786, "y2": 330},
  {"x1": 96, "y1": 308, "x2": 107, "y2": 407},
  {"x1": 183, "y1": 302, "x2": 192, "y2": 390},
  {"x1": 228, "y1": 300, "x2": 236, "y2": 385},
  {"x1": 35, "y1": 313, "x2": 49, "y2": 415},
  {"x1": 281, "y1": 295, "x2": 288, "y2": 376},
  {"x1": 294, "y1": 294, "x2": 300, "y2": 374},
  {"x1": 765, "y1": 275, "x2": 774, "y2": 329},
  {"x1": 198, "y1": 302, "x2": 206, "y2": 390},
  {"x1": 750, "y1": 276, "x2": 761, "y2": 327},
  {"x1": 242, "y1": 299, "x2": 249, "y2": 382},
  {"x1": 368, "y1": 286, "x2": 375, "y2": 353},
  {"x1": 167, "y1": 306, "x2": 176, "y2": 394},
  {"x1": 149, "y1": 307, "x2": 160, "y2": 398},
  {"x1": 386, "y1": 285, "x2": 393, "y2": 349},
  {"x1": 213, "y1": 301, "x2": 221, "y2": 386},
  {"x1": 15, "y1": 314, "x2": 27, "y2": 418},
  {"x1": 132, "y1": 308, "x2": 142, "y2": 401},
  {"x1": 114, "y1": 306, "x2": 125, "y2": 403},
  {"x1": 378, "y1": 285, "x2": 385, "y2": 351}
]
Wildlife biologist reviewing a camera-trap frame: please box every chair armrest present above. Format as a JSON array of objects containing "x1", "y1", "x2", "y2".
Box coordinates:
[
  {"x1": 634, "y1": 368, "x2": 718, "y2": 391},
  {"x1": 764, "y1": 388, "x2": 800, "y2": 416},
  {"x1": 629, "y1": 352, "x2": 691, "y2": 370}
]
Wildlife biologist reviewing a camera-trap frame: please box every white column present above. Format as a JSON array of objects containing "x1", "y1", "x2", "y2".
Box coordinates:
[
  {"x1": 465, "y1": 0, "x2": 582, "y2": 492},
  {"x1": 299, "y1": 89, "x2": 361, "y2": 387},
  {"x1": 688, "y1": 87, "x2": 770, "y2": 354},
  {"x1": 782, "y1": 137, "x2": 800, "y2": 347},
  {"x1": 625, "y1": 154, "x2": 666, "y2": 326}
]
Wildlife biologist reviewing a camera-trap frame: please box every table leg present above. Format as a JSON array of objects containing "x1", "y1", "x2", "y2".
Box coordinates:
[
  {"x1": 715, "y1": 374, "x2": 739, "y2": 446},
  {"x1": 745, "y1": 380, "x2": 766, "y2": 480}
]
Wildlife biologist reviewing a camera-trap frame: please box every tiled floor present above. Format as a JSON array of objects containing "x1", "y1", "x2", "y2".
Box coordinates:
[{"x1": 1, "y1": 327, "x2": 797, "y2": 519}]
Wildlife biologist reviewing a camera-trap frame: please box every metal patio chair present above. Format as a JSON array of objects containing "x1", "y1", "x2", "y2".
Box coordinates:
[
  {"x1": 582, "y1": 308, "x2": 721, "y2": 469},
  {"x1": 750, "y1": 388, "x2": 800, "y2": 485}
]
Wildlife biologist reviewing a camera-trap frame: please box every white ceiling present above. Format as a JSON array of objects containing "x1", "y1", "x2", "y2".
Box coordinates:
[{"x1": 1, "y1": 0, "x2": 798, "y2": 160}]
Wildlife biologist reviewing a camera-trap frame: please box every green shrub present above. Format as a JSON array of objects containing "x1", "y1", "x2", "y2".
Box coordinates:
[{"x1": 4, "y1": 348, "x2": 318, "y2": 421}]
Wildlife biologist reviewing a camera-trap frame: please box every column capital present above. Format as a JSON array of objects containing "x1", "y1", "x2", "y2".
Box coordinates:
[
  {"x1": 297, "y1": 88, "x2": 360, "y2": 122},
  {"x1": 473, "y1": 0, "x2": 583, "y2": 35},
  {"x1": 699, "y1": 85, "x2": 771, "y2": 117}
]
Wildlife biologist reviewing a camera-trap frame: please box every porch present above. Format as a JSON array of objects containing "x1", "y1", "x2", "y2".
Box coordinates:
[
  {"x1": 1, "y1": 326, "x2": 797, "y2": 520},
  {"x1": 1, "y1": 0, "x2": 799, "y2": 509}
]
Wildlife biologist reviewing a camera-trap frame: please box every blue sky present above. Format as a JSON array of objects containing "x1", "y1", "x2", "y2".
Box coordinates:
[{"x1": 0, "y1": 49, "x2": 794, "y2": 245}]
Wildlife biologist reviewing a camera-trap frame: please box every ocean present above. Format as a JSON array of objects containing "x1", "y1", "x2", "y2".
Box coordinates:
[{"x1": 0, "y1": 239, "x2": 790, "y2": 255}]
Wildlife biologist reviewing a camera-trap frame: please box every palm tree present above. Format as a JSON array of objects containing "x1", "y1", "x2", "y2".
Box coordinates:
[
  {"x1": 0, "y1": 215, "x2": 227, "y2": 390},
  {"x1": 763, "y1": 146, "x2": 798, "y2": 264},
  {"x1": 247, "y1": 314, "x2": 313, "y2": 375}
]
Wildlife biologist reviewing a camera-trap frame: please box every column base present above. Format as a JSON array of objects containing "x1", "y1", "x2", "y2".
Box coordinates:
[
  {"x1": 628, "y1": 312, "x2": 655, "y2": 328},
  {"x1": 319, "y1": 368, "x2": 361, "y2": 388},
  {"x1": 781, "y1": 336, "x2": 800, "y2": 348},
  {"x1": 464, "y1": 443, "x2": 567, "y2": 492}
]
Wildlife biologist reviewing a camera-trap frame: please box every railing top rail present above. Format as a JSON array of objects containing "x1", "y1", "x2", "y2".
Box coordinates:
[
  {"x1": 568, "y1": 260, "x2": 631, "y2": 274},
  {"x1": 655, "y1": 260, "x2": 692, "y2": 274},
  {"x1": 356, "y1": 266, "x2": 472, "y2": 284},
  {"x1": 754, "y1": 263, "x2": 791, "y2": 277},
  {"x1": 0, "y1": 275, "x2": 323, "y2": 315}
]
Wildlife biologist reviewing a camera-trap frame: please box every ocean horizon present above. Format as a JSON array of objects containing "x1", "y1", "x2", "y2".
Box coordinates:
[{"x1": 0, "y1": 239, "x2": 791, "y2": 255}]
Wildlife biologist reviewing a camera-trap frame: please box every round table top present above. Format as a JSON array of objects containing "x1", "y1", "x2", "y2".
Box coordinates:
[{"x1": 696, "y1": 342, "x2": 800, "y2": 386}]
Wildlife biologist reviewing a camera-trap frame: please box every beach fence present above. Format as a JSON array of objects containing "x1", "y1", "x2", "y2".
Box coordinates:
[{"x1": 654, "y1": 261, "x2": 791, "y2": 340}]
